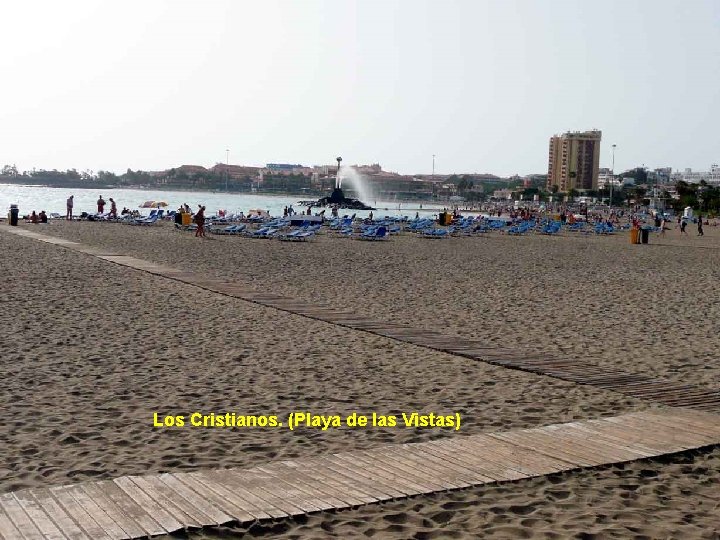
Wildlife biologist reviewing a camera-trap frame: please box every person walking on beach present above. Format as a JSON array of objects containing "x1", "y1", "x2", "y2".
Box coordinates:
[
  {"x1": 109, "y1": 197, "x2": 117, "y2": 218},
  {"x1": 680, "y1": 218, "x2": 688, "y2": 235},
  {"x1": 194, "y1": 205, "x2": 206, "y2": 237},
  {"x1": 97, "y1": 195, "x2": 106, "y2": 214},
  {"x1": 697, "y1": 215, "x2": 704, "y2": 236},
  {"x1": 66, "y1": 195, "x2": 74, "y2": 220}
]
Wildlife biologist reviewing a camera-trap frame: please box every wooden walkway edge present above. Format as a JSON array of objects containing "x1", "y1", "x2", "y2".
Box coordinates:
[
  {"x1": 1, "y1": 409, "x2": 719, "y2": 539},
  {"x1": 4, "y1": 226, "x2": 719, "y2": 414}
]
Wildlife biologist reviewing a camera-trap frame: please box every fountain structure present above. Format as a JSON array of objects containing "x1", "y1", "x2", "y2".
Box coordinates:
[{"x1": 306, "y1": 157, "x2": 374, "y2": 210}]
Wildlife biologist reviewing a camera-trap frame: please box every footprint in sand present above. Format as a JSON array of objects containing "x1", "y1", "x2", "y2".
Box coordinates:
[{"x1": 383, "y1": 512, "x2": 408, "y2": 524}]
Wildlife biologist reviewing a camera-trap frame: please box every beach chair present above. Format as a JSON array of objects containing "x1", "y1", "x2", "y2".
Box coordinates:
[
  {"x1": 138, "y1": 214, "x2": 160, "y2": 226},
  {"x1": 420, "y1": 228, "x2": 449, "y2": 238},
  {"x1": 594, "y1": 223, "x2": 615, "y2": 235},
  {"x1": 358, "y1": 225, "x2": 388, "y2": 240},
  {"x1": 539, "y1": 221, "x2": 562, "y2": 235},
  {"x1": 507, "y1": 221, "x2": 532, "y2": 235},
  {"x1": 487, "y1": 220, "x2": 506, "y2": 231},
  {"x1": 279, "y1": 229, "x2": 316, "y2": 242},
  {"x1": 248, "y1": 226, "x2": 280, "y2": 238},
  {"x1": 212, "y1": 224, "x2": 243, "y2": 235},
  {"x1": 131, "y1": 209, "x2": 157, "y2": 225}
]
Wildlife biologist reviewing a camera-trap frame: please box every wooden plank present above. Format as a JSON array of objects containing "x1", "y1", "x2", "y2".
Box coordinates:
[
  {"x1": 258, "y1": 463, "x2": 353, "y2": 509},
  {"x1": 450, "y1": 435, "x2": 557, "y2": 477},
  {"x1": 0, "y1": 501, "x2": 23, "y2": 540},
  {"x1": 156, "y1": 473, "x2": 234, "y2": 525},
  {"x1": 489, "y1": 431, "x2": 595, "y2": 467},
  {"x1": 471, "y1": 435, "x2": 577, "y2": 474},
  {"x1": 604, "y1": 415, "x2": 716, "y2": 449},
  {"x1": 114, "y1": 476, "x2": 183, "y2": 534},
  {"x1": 431, "y1": 438, "x2": 535, "y2": 480},
  {"x1": 321, "y1": 455, "x2": 409, "y2": 498},
  {"x1": 512, "y1": 427, "x2": 623, "y2": 465},
  {"x1": 539, "y1": 425, "x2": 649, "y2": 462},
  {"x1": 254, "y1": 465, "x2": 339, "y2": 511},
  {"x1": 129, "y1": 476, "x2": 206, "y2": 529},
  {"x1": 64, "y1": 484, "x2": 128, "y2": 539},
  {"x1": 311, "y1": 456, "x2": 403, "y2": 500},
  {"x1": 279, "y1": 460, "x2": 372, "y2": 506},
  {"x1": 422, "y1": 439, "x2": 520, "y2": 481},
  {"x1": 80, "y1": 483, "x2": 146, "y2": 540},
  {"x1": 335, "y1": 452, "x2": 426, "y2": 495},
  {"x1": 371, "y1": 446, "x2": 468, "y2": 490},
  {"x1": 11, "y1": 491, "x2": 66, "y2": 540},
  {"x1": 49, "y1": 485, "x2": 112, "y2": 540},
  {"x1": 0, "y1": 492, "x2": 44, "y2": 540},
  {"x1": 358, "y1": 448, "x2": 457, "y2": 492},
  {"x1": 212, "y1": 470, "x2": 306, "y2": 517},
  {"x1": 583, "y1": 419, "x2": 677, "y2": 453},
  {"x1": 558, "y1": 422, "x2": 658, "y2": 458},
  {"x1": 393, "y1": 444, "x2": 481, "y2": 486},
  {"x1": 592, "y1": 417, "x2": 700, "y2": 452},
  {"x1": 636, "y1": 410, "x2": 720, "y2": 436},
  {"x1": 402, "y1": 442, "x2": 499, "y2": 484},
  {"x1": 632, "y1": 413, "x2": 720, "y2": 442},
  {"x1": 94, "y1": 480, "x2": 166, "y2": 537},
  {"x1": 246, "y1": 467, "x2": 324, "y2": 513},
  {"x1": 25, "y1": 489, "x2": 89, "y2": 540},
  {"x1": 190, "y1": 469, "x2": 288, "y2": 519}
]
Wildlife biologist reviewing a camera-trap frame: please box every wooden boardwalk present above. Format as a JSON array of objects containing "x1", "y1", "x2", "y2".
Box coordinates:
[
  {"x1": 4, "y1": 226, "x2": 720, "y2": 414},
  {"x1": 1, "y1": 409, "x2": 720, "y2": 539}
]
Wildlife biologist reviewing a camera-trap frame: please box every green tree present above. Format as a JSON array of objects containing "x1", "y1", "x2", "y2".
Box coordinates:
[{"x1": 1, "y1": 164, "x2": 18, "y2": 176}]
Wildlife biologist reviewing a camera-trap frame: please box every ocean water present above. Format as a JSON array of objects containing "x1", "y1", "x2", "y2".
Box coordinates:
[{"x1": 0, "y1": 184, "x2": 446, "y2": 219}]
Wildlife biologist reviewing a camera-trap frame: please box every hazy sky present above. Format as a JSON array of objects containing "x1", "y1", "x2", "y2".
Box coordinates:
[{"x1": 1, "y1": 0, "x2": 718, "y2": 176}]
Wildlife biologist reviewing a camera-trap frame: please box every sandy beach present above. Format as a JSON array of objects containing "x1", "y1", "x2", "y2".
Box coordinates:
[{"x1": 2, "y1": 219, "x2": 719, "y2": 538}]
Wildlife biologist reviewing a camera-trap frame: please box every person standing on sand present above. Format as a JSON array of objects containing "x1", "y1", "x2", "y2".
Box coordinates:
[
  {"x1": 97, "y1": 195, "x2": 106, "y2": 214},
  {"x1": 66, "y1": 195, "x2": 74, "y2": 220},
  {"x1": 680, "y1": 218, "x2": 688, "y2": 235},
  {"x1": 109, "y1": 198, "x2": 117, "y2": 218},
  {"x1": 194, "y1": 205, "x2": 206, "y2": 237},
  {"x1": 697, "y1": 215, "x2": 704, "y2": 236}
]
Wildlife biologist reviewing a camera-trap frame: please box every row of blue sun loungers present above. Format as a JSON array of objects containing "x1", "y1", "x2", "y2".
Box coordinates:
[
  {"x1": 126, "y1": 210, "x2": 164, "y2": 225},
  {"x1": 174, "y1": 214, "x2": 644, "y2": 242}
]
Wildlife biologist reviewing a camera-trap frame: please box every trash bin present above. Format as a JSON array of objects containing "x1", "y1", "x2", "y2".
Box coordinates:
[
  {"x1": 181, "y1": 212, "x2": 192, "y2": 226},
  {"x1": 641, "y1": 228, "x2": 649, "y2": 244},
  {"x1": 629, "y1": 229, "x2": 640, "y2": 244},
  {"x1": 9, "y1": 205, "x2": 19, "y2": 226}
]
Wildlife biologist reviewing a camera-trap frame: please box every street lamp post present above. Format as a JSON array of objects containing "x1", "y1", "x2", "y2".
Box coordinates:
[
  {"x1": 610, "y1": 144, "x2": 616, "y2": 210},
  {"x1": 432, "y1": 154, "x2": 435, "y2": 181}
]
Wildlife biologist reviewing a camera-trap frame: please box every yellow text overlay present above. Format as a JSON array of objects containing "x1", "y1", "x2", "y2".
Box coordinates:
[{"x1": 153, "y1": 412, "x2": 461, "y2": 431}]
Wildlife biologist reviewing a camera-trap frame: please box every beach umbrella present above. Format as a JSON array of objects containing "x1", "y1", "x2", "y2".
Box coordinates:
[
  {"x1": 152, "y1": 201, "x2": 169, "y2": 208},
  {"x1": 140, "y1": 200, "x2": 155, "y2": 208}
]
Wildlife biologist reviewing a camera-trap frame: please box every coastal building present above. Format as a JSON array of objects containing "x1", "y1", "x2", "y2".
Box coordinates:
[
  {"x1": 670, "y1": 165, "x2": 720, "y2": 185},
  {"x1": 211, "y1": 163, "x2": 262, "y2": 180},
  {"x1": 492, "y1": 188, "x2": 514, "y2": 200},
  {"x1": 645, "y1": 167, "x2": 672, "y2": 186},
  {"x1": 547, "y1": 130, "x2": 602, "y2": 192},
  {"x1": 597, "y1": 167, "x2": 620, "y2": 190}
]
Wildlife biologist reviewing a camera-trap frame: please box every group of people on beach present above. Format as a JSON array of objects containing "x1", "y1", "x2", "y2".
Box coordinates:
[
  {"x1": 64, "y1": 194, "x2": 117, "y2": 220},
  {"x1": 27, "y1": 210, "x2": 48, "y2": 224}
]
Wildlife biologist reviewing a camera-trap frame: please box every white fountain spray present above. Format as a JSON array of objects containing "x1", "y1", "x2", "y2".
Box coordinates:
[{"x1": 337, "y1": 164, "x2": 374, "y2": 206}]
